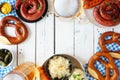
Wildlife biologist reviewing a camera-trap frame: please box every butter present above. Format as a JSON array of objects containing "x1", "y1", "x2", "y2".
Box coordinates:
[{"x1": 1, "y1": 2, "x2": 11, "y2": 14}]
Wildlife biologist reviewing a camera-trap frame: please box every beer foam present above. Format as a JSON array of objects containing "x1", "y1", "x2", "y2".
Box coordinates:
[
  {"x1": 3, "y1": 74, "x2": 24, "y2": 80},
  {"x1": 54, "y1": 0, "x2": 79, "y2": 17}
]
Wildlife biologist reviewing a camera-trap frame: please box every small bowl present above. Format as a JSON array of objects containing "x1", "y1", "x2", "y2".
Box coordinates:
[
  {"x1": 53, "y1": 0, "x2": 81, "y2": 19},
  {"x1": 0, "y1": 49, "x2": 14, "y2": 68},
  {"x1": 43, "y1": 54, "x2": 86, "y2": 80},
  {"x1": 0, "y1": 2, "x2": 12, "y2": 14}
]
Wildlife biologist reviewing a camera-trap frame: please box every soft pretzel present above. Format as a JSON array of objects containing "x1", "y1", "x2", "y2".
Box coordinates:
[
  {"x1": 88, "y1": 52, "x2": 119, "y2": 80},
  {"x1": 0, "y1": 16, "x2": 28, "y2": 44},
  {"x1": 99, "y1": 31, "x2": 120, "y2": 58}
]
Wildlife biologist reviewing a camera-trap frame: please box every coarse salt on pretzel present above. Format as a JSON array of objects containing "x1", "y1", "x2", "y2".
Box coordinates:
[
  {"x1": 0, "y1": 16, "x2": 28, "y2": 44},
  {"x1": 88, "y1": 52, "x2": 119, "y2": 80},
  {"x1": 99, "y1": 31, "x2": 120, "y2": 58}
]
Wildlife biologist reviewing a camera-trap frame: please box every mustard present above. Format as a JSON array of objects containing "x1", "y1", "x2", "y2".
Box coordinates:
[{"x1": 0, "y1": 2, "x2": 11, "y2": 14}]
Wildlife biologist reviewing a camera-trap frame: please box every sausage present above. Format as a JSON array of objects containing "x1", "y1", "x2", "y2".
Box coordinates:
[
  {"x1": 15, "y1": 0, "x2": 46, "y2": 21},
  {"x1": 93, "y1": 6, "x2": 120, "y2": 26},
  {"x1": 38, "y1": 67, "x2": 50, "y2": 80},
  {"x1": 27, "y1": 0, "x2": 38, "y2": 14},
  {"x1": 84, "y1": 0, "x2": 104, "y2": 9},
  {"x1": 15, "y1": 0, "x2": 38, "y2": 14},
  {"x1": 20, "y1": 0, "x2": 46, "y2": 21},
  {"x1": 114, "y1": 0, "x2": 120, "y2": 8},
  {"x1": 82, "y1": 0, "x2": 90, "y2": 2},
  {"x1": 15, "y1": 0, "x2": 22, "y2": 10},
  {"x1": 100, "y1": 1, "x2": 120, "y2": 20}
]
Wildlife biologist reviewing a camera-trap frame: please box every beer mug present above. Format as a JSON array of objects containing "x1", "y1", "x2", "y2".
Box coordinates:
[{"x1": 3, "y1": 62, "x2": 40, "y2": 80}]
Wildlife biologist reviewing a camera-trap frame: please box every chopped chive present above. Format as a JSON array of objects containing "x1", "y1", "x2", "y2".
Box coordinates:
[
  {"x1": 106, "y1": 2, "x2": 111, "y2": 6},
  {"x1": 73, "y1": 74, "x2": 77, "y2": 79},
  {"x1": 73, "y1": 74, "x2": 81, "y2": 79},
  {"x1": 38, "y1": 4, "x2": 41, "y2": 10},
  {"x1": 112, "y1": 19, "x2": 118, "y2": 22}
]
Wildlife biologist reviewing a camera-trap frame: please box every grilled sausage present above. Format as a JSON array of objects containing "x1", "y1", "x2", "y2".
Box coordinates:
[{"x1": 93, "y1": 7, "x2": 120, "y2": 26}]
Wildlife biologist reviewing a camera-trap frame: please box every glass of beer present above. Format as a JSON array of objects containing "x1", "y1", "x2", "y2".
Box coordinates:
[{"x1": 3, "y1": 62, "x2": 40, "y2": 80}]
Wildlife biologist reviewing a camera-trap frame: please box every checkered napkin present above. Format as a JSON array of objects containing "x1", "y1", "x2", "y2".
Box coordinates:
[
  {"x1": 0, "y1": 0, "x2": 17, "y2": 19},
  {"x1": 84, "y1": 33, "x2": 120, "y2": 80},
  {"x1": 0, "y1": 66, "x2": 13, "y2": 79},
  {"x1": 0, "y1": 0, "x2": 16, "y2": 79}
]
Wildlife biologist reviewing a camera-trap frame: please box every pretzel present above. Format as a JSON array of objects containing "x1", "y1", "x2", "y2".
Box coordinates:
[
  {"x1": 88, "y1": 52, "x2": 119, "y2": 80},
  {"x1": 99, "y1": 31, "x2": 120, "y2": 58},
  {"x1": 0, "y1": 16, "x2": 28, "y2": 44}
]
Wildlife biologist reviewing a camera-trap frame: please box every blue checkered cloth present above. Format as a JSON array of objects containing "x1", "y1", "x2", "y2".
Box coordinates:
[
  {"x1": 0, "y1": 0, "x2": 16, "y2": 79},
  {"x1": 0, "y1": 66, "x2": 13, "y2": 79},
  {"x1": 85, "y1": 33, "x2": 120, "y2": 80},
  {"x1": 0, "y1": 0, "x2": 17, "y2": 19}
]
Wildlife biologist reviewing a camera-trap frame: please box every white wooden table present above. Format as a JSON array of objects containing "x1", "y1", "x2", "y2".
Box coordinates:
[{"x1": 1, "y1": 0, "x2": 119, "y2": 69}]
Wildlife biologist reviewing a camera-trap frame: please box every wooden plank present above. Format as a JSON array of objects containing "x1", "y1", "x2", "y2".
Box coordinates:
[
  {"x1": 113, "y1": 26, "x2": 120, "y2": 33},
  {"x1": 55, "y1": 17, "x2": 74, "y2": 56},
  {"x1": 36, "y1": 0, "x2": 54, "y2": 66},
  {"x1": 17, "y1": 22, "x2": 36, "y2": 64},
  {"x1": 75, "y1": 20, "x2": 94, "y2": 64}
]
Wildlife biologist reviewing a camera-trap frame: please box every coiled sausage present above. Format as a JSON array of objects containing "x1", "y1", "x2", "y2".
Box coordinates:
[
  {"x1": 15, "y1": 0, "x2": 46, "y2": 21},
  {"x1": 93, "y1": 1, "x2": 120, "y2": 26}
]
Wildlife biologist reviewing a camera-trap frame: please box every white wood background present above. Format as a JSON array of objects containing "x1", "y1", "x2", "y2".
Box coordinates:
[{"x1": 1, "y1": 0, "x2": 119, "y2": 74}]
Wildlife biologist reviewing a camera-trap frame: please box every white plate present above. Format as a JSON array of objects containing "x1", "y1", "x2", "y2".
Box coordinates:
[
  {"x1": 84, "y1": 7, "x2": 119, "y2": 28},
  {"x1": 53, "y1": 0, "x2": 81, "y2": 18}
]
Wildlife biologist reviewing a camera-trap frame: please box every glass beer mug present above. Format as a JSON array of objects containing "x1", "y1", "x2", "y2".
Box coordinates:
[{"x1": 3, "y1": 62, "x2": 40, "y2": 80}]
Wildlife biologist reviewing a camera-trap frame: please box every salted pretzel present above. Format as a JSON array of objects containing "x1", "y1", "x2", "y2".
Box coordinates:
[
  {"x1": 99, "y1": 31, "x2": 120, "y2": 58},
  {"x1": 88, "y1": 52, "x2": 119, "y2": 80},
  {"x1": 0, "y1": 16, "x2": 28, "y2": 44}
]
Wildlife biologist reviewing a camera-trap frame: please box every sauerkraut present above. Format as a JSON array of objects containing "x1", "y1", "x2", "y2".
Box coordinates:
[{"x1": 48, "y1": 56, "x2": 71, "y2": 79}]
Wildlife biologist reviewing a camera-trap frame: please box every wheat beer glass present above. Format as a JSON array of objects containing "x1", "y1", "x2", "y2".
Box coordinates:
[{"x1": 3, "y1": 62, "x2": 40, "y2": 80}]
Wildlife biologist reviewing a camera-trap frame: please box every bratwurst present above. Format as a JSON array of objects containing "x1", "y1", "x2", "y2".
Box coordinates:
[
  {"x1": 15, "y1": 0, "x2": 46, "y2": 21},
  {"x1": 93, "y1": 1, "x2": 120, "y2": 26}
]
